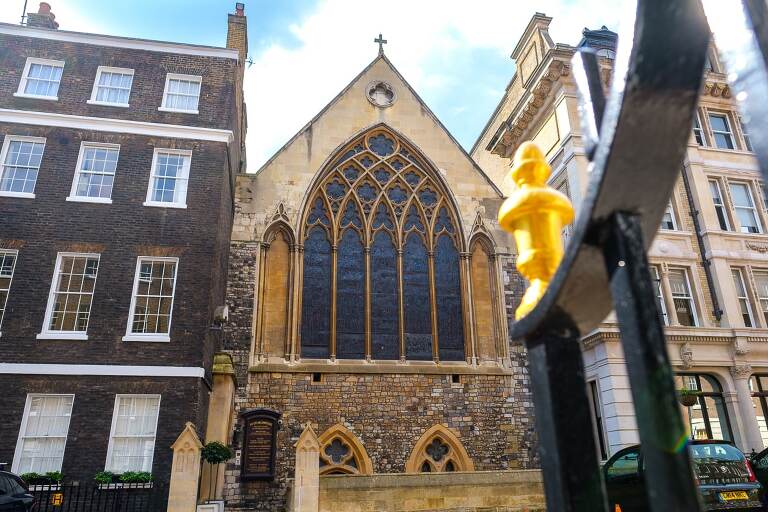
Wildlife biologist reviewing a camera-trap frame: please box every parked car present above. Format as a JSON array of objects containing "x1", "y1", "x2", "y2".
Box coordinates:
[
  {"x1": 0, "y1": 469, "x2": 34, "y2": 511},
  {"x1": 604, "y1": 440, "x2": 763, "y2": 511}
]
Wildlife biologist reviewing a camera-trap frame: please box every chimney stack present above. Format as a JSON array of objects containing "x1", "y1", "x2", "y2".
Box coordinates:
[
  {"x1": 27, "y1": 2, "x2": 59, "y2": 30},
  {"x1": 227, "y1": 3, "x2": 248, "y2": 63}
]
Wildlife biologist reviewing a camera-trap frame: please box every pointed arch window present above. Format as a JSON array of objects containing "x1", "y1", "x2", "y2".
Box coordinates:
[
  {"x1": 405, "y1": 424, "x2": 474, "y2": 473},
  {"x1": 318, "y1": 424, "x2": 373, "y2": 475},
  {"x1": 299, "y1": 126, "x2": 466, "y2": 361},
  {"x1": 470, "y1": 237, "x2": 500, "y2": 363}
]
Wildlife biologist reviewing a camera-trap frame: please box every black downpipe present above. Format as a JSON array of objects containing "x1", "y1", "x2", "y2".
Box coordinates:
[{"x1": 680, "y1": 164, "x2": 723, "y2": 322}]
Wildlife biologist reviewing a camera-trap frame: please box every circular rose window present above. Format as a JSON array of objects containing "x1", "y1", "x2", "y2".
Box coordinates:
[{"x1": 367, "y1": 81, "x2": 396, "y2": 108}]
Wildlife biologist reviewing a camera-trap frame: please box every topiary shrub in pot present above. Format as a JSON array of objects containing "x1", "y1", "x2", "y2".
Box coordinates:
[{"x1": 201, "y1": 441, "x2": 234, "y2": 502}]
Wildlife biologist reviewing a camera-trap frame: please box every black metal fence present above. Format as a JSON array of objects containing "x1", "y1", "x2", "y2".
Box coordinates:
[
  {"x1": 30, "y1": 483, "x2": 168, "y2": 512},
  {"x1": 507, "y1": 1, "x2": 768, "y2": 511}
]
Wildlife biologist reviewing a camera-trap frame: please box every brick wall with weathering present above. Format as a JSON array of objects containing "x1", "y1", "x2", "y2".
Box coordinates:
[{"x1": 0, "y1": 28, "x2": 243, "y2": 489}]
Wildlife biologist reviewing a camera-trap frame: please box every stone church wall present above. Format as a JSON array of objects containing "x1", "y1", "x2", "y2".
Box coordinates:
[{"x1": 222, "y1": 370, "x2": 536, "y2": 510}]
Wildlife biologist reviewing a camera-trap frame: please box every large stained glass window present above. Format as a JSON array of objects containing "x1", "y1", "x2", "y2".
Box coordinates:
[{"x1": 299, "y1": 126, "x2": 466, "y2": 361}]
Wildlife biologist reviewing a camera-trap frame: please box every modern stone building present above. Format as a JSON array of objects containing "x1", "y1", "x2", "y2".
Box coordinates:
[
  {"x1": 473, "y1": 13, "x2": 768, "y2": 461},
  {"x1": 221, "y1": 47, "x2": 542, "y2": 510},
  {"x1": 0, "y1": 1, "x2": 246, "y2": 501}
]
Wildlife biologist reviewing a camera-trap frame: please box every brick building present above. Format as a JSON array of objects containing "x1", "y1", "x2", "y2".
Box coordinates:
[
  {"x1": 0, "y1": 1, "x2": 246, "y2": 499},
  {"x1": 473, "y1": 13, "x2": 768, "y2": 463},
  {"x1": 221, "y1": 45, "x2": 541, "y2": 510}
]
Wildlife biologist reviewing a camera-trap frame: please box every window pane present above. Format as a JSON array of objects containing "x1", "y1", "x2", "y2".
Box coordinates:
[
  {"x1": 1, "y1": 140, "x2": 45, "y2": 194},
  {"x1": 47, "y1": 255, "x2": 100, "y2": 332},
  {"x1": 0, "y1": 251, "x2": 16, "y2": 330},
  {"x1": 73, "y1": 146, "x2": 119, "y2": 199},
  {"x1": 149, "y1": 152, "x2": 189, "y2": 205},
  {"x1": 23, "y1": 62, "x2": 63, "y2": 98},
  {"x1": 17, "y1": 395, "x2": 73, "y2": 474},
  {"x1": 108, "y1": 396, "x2": 160, "y2": 472},
  {"x1": 129, "y1": 260, "x2": 177, "y2": 335}
]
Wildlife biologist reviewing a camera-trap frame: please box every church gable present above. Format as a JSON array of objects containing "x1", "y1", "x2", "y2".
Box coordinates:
[{"x1": 233, "y1": 54, "x2": 508, "y2": 251}]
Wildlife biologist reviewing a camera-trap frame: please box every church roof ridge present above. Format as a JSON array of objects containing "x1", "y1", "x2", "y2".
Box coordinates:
[{"x1": 252, "y1": 52, "x2": 503, "y2": 198}]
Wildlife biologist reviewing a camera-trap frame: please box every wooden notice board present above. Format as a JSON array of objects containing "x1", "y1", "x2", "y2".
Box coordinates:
[{"x1": 241, "y1": 409, "x2": 280, "y2": 481}]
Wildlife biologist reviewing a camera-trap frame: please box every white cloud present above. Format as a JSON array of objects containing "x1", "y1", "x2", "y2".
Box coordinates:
[{"x1": 245, "y1": 0, "x2": 632, "y2": 171}]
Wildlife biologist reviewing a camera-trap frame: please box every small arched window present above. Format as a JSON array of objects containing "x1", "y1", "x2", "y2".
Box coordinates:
[
  {"x1": 318, "y1": 424, "x2": 373, "y2": 475},
  {"x1": 405, "y1": 424, "x2": 474, "y2": 473},
  {"x1": 299, "y1": 126, "x2": 465, "y2": 362}
]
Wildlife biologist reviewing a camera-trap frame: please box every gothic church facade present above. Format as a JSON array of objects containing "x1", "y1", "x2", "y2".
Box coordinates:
[{"x1": 222, "y1": 52, "x2": 539, "y2": 510}]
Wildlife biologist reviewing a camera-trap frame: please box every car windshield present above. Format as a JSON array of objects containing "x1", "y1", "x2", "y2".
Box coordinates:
[{"x1": 690, "y1": 443, "x2": 744, "y2": 462}]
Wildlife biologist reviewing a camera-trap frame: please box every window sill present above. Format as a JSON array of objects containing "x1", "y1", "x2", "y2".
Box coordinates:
[
  {"x1": 37, "y1": 332, "x2": 89, "y2": 340},
  {"x1": 86, "y1": 99, "x2": 129, "y2": 108},
  {"x1": 158, "y1": 106, "x2": 199, "y2": 115},
  {"x1": 122, "y1": 334, "x2": 170, "y2": 343},
  {"x1": 97, "y1": 483, "x2": 153, "y2": 490},
  {"x1": 66, "y1": 196, "x2": 113, "y2": 204},
  {"x1": 13, "y1": 92, "x2": 58, "y2": 101},
  {"x1": 143, "y1": 201, "x2": 187, "y2": 209},
  {"x1": 0, "y1": 191, "x2": 35, "y2": 199}
]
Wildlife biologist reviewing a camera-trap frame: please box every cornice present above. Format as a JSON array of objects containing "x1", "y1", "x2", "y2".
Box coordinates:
[
  {"x1": 702, "y1": 73, "x2": 731, "y2": 99},
  {"x1": 0, "y1": 23, "x2": 239, "y2": 61},
  {"x1": 490, "y1": 59, "x2": 571, "y2": 158},
  {"x1": 0, "y1": 108, "x2": 234, "y2": 144}
]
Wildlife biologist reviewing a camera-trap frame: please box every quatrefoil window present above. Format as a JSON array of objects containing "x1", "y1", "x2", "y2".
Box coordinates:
[{"x1": 367, "y1": 81, "x2": 396, "y2": 108}]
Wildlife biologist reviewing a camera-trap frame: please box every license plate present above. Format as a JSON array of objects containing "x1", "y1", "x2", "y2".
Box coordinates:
[{"x1": 720, "y1": 491, "x2": 749, "y2": 501}]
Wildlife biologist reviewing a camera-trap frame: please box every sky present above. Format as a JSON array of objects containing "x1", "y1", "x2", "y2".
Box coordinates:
[{"x1": 0, "y1": 0, "x2": 631, "y2": 171}]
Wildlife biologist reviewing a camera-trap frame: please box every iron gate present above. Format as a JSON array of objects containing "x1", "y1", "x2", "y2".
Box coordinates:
[
  {"x1": 502, "y1": 1, "x2": 768, "y2": 511},
  {"x1": 29, "y1": 483, "x2": 167, "y2": 512}
]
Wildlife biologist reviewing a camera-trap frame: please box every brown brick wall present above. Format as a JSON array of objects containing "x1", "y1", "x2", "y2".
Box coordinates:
[
  {"x1": 0, "y1": 34, "x2": 238, "y2": 131},
  {"x1": 0, "y1": 374, "x2": 205, "y2": 491},
  {"x1": 0, "y1": 123, "x2": 230, "y2": 368}
]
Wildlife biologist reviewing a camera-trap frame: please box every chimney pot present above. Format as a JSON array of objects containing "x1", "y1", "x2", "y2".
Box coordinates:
[
  {"x1": 27, "y1": 2, "x2": 59, "y2": 29},
  {"x1": 235, "y1": 3, "x2": 245, "y2": 16}
]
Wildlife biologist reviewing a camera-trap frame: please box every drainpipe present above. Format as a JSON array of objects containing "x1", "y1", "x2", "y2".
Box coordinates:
[{"x1": 680, "y1": 164, "x2": 723, "y2": 322}]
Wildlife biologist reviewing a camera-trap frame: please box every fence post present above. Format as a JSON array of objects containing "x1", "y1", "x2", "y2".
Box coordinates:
[
  {"x1": 290, "y1": 423, "x2": 320, "y2": 512},
  {"x1": 603, "y1": 211, "x2": 702, "y2": 511},
  {"x1": 524, "y1": 313, "x2": 608, "y2": 512},
  {"x1": 167, "y1": 422, "x2": 204, "y2": 512},
  {"x1": 200, "y1": 353, "x2": 237, "y2": 504}
]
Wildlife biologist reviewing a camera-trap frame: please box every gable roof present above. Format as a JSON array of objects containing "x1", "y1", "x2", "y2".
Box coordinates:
[{"x1": 253, "y1": 52, "x2": 503, "y2": 198}]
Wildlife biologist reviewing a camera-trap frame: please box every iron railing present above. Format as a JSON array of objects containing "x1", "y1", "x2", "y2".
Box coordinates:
[
  {"x1": 504, "y1": 0, "x2": 768, "y2": 510},
  {"x1": 29, "y1": 483, "x2": 167, "y2": 512}
]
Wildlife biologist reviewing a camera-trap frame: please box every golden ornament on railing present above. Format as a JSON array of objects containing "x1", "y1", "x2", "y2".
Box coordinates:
[{"x1": 498, "y1": 141, "x2": 575, "y2": 319}]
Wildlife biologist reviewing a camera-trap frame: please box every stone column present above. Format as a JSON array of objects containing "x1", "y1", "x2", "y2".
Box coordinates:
[
  {"x1": 167, "y1": 422, "x2": 203, "y2": 512},
  {"x1": 731, "y1": 364, "x2": 764, "y2": 453},
  {"x1": 291, "y1": 424, "x2": 320, "y2": 512},
  {"x1": 200, "y1": 354, "x2": 237, "y2": 503}
]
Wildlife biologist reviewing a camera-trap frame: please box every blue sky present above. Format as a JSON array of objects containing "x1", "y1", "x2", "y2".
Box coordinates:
[{"x1": 0, "y1": 0, "x2": 629, "y2": 170}]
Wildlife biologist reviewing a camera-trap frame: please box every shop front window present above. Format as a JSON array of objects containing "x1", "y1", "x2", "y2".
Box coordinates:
[
  {"x1": 751, "y1": 375, "x2": 768, "y2": 447},
  {"x1": 676, "y1": 374, "x2": 733, "y2": 442}
]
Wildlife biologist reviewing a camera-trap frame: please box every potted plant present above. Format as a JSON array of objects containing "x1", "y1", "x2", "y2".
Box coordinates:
[
  {"x1": 119, "y1": 471, "x2": 153, "y2": 487},
  {"x1": 20, "y1": 471, "x2": 63, "y2": 490},
  {"x1": 678, "y1": 387, "x2": 700, "y2": 407},
  {"x1": 201, "y1": 441, "x2": 233, "y2": 502}
]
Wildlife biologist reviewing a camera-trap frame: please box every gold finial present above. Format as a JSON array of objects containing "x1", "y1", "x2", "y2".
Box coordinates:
[{"x1": 498, "y1": 141, "x2": 574, "y2": 319}]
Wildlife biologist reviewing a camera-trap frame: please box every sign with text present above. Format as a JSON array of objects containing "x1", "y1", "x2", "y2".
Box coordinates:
[{"x1": 240, "y1": 408, "x2": 280, "y2": 481}]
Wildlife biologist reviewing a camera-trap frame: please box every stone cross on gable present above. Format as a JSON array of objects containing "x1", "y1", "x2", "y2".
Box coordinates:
[{"x1": 374, "y1": 33, "x2": 387, "y2": 55}]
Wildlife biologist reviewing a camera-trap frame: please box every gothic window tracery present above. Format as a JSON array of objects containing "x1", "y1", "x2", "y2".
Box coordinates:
[
  {"x1": 299, "y1": 126, "x2": 465, "y2": 361},
  {"x1": 318, "y1": 424, "x2": 373, "y2": 475},
  {"x1": 406, "y1": 424, "x2": 474, "y2": 473}
]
